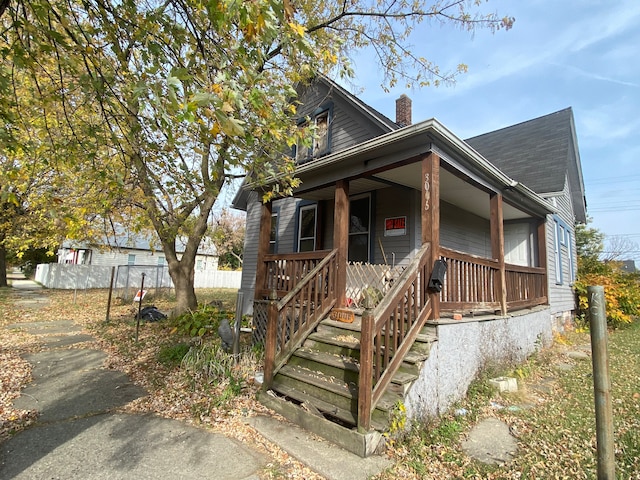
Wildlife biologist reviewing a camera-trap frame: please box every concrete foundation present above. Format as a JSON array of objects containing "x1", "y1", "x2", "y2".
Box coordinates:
[{"x1": 405, "y1": 307, "x2": 559, "y2": 419}]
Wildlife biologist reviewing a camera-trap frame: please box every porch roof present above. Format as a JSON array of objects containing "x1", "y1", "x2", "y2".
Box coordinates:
[{"x1": 237, "y1": 118, "x2": 555, "y2": 221}]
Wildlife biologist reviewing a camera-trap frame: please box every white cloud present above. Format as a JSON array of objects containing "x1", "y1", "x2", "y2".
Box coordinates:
[
  {"x1": 579, "y1": 100, "x2": 640, "y2": 145},
  {"x1": 550, "y1": 63, "x2": 640, "y2": 88},
  {"x1": 427, "y1": 0, "x2": 640, "y2": 96}
]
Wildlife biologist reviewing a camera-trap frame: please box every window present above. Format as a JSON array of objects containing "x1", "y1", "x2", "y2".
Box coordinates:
[
  {"x1": 349, "y1": 195, "x2": 371, "y2": 263},
  {"x1": 269, "y1": 212, "x2": 279, "y2": 254},
  {"x1": 553, "y1": 215, "x2": 574, "y2": 285},
  {"x1": 157, "y1": 256, "x2": 165, "y2": 266},
  {"x1": 313, "y1": 111, "x2": 329, "y2": 154},
  {"x1": 295, "y1": 102, "x2": 333, "y2": 162},
  {"x1": 297, "y1": 204, "x2": 317, "y2": 252},
  {"x1": 127, "y1": 254, "x2": 136, "y2": 266}
]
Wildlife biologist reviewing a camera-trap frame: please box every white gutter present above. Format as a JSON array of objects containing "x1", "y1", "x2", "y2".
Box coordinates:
[{"x1": 251, "y1": 118, "x2": 555, "y2": 214}]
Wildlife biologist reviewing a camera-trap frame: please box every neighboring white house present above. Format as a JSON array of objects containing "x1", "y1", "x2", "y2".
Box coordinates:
[
  {"x1": 37, "y1": 233, "x2": 241, "y2": 292},
  {"x1": 57, "y1": 234, "x2": 218, "y2": 271}
]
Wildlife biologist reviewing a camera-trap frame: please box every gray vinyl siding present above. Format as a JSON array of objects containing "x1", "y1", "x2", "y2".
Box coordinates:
[
  {"x1": 238, "y1": 195, "x2": 313, "y2": 314},
  {"x1": 545, "y1": 178, "x2": 577, "y2": 316},
  {"x1": 272, "y1": 197, "x2": 299, "y2": 253},
  {"x1": 331, "y1": 100, "x2": 389, "y2": 153},
  {"x1": 439, "y1": 201, "x2": 491, "y2": 258},
  {"x1": 239, "y1": 192, "x2": 262, "y2": 314}
]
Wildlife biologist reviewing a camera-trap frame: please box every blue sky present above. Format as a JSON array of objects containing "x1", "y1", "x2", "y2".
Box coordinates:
[{"x1": 349, "y1": 0, "x2": 640, "y2": 261}]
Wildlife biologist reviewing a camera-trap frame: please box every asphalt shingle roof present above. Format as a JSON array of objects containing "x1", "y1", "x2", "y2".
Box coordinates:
[
  {"x1": 466, "y1": 108, "x2": 574, "y2": 195},
  {"x1": 466, "y1": 107, "x2": 587, "y2": 223}
]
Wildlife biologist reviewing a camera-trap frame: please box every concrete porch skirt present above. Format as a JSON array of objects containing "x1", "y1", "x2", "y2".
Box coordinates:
[{"x1": 406, "y1": 306, "x2": 560, "y2": 419}]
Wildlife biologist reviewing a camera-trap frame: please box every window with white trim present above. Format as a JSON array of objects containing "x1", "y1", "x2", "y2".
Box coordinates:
[
  {"x1": 297, "y1": 204, "x2": 317, "y2": 252},
  {"x1": 295, "y1": 103, "x2": 333, "y2": 162},
  {"x1": 554, "y1": 220, "x2": 562, "y2": 284},
  {"x1": 553, "y1": 216, "x2": 574, "y2": 285},
  {"x1": 567, "y1": 231, "x2": 575, "y2": 282},
  {"x1": 348, "y1": 194, "x2": 371, "y2": 263},
  {"x1": 269, "y1": 212, "x2": 279, "y2": 254}
]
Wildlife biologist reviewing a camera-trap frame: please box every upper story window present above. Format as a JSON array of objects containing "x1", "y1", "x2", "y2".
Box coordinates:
[{"x1": 295, "y1": 102, "x2": 333, "y2": 162}]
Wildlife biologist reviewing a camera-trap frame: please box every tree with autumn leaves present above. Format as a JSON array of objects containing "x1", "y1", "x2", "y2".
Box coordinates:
[
  {"x1": 574, "y1": 222, "x2": 640, "y2": 327},
  {"x1": 1, "y1": 0, "x2": 513, "y2": 313}
]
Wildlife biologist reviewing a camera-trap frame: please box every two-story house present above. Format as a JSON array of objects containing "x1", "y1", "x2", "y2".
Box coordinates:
[{"x1": 232, "y1": 76, "x2": 586, "y2": 456}]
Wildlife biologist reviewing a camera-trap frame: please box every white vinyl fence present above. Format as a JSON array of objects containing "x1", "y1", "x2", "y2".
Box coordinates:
[{"x1": 35, "y1": 263, "x2": 241, "y2": 293}]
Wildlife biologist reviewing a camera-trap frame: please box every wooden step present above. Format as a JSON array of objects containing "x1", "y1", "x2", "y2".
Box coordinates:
[
  {"x1": 292, "y1": 345, "x2": 417, "y2": 392},
  {"x1": 289, "y1": 347, "x2": 360, "y2": 384},
  {"x1": 268, "y1": 382, "x2": 389, "y2": 432},
  {"x1": 305, "y1": 330, "x2": 362, "y2": 358},
  {"x1": 272, "y1": 364, "x2": 357, "y2": 413},
  {"x1": 268, "y1": 382, "x2": 359, "y2": 427},
  {"x1": 318, "y1": 317, "x2": 363, "y2": 332},
  {"x1": 258, "y1": 390, "x2": 385, "y2": 458}
]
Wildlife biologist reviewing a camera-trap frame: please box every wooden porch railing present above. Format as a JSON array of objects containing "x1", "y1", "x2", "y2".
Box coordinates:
[
  {"x1": 257, "y1": 250, "x2": 331, "y2": 299},
  {"x1": 263, "y1": 249, "x2": 338, "y2": 387},
  {"x1": 440, "y1": 247, "x2": 500, "y2": 312},
  {"x1": 440, "y1": 246, "x2": 548, "y2": 314},
  {"x1": 505, "y1": 264, "x2": 547, "y2": 309},
  {"x1": 358, "y1": 243, "x2": 432, "y2": 431}
]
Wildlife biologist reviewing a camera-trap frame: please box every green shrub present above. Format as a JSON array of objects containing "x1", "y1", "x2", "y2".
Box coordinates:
[
  {"x1": 181, "y1": 343, "x2": 236, "y2": 385},
  {"x1": 171, "y1": 305, "x2": 234, "y2": 337},
  {"x1": 575, "y1": 270, "x2": 640, "y2": 328}
]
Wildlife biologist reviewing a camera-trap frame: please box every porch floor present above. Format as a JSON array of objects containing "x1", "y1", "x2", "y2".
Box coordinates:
[{"x1": 428, "y1": 304, "x2": 550, "y2": 325}]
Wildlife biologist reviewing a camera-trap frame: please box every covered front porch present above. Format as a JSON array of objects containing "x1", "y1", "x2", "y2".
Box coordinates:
[{"x1": 250, "y1": 126, "x2": 552, "y2": 439}]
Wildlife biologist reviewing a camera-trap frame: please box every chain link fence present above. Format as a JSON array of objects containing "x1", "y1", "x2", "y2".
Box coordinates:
[{"x1": 114, "y1": 265, "x2": 173, "y2": 302}]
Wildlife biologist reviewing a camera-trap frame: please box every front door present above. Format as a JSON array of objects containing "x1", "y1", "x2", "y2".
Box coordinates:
[{"x1": 504, "y1": 223, "x2": 531, "y2": 266}]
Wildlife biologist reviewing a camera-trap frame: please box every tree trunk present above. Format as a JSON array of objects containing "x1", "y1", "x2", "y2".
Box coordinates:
[
  {"x1": 0, "y1": 244, "x2": 7, "y2": 288},
  {"x1": 167, "y1": 257, "x2": 198, "y2": 317}
]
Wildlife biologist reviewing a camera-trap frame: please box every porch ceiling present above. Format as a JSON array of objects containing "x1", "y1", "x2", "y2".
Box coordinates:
[
  {"x1": 374, "y1": 164, "x2": 532, "y2": 220},
  {"x1": 298, "y1": 165, "x2": 533, "y2": 221}
]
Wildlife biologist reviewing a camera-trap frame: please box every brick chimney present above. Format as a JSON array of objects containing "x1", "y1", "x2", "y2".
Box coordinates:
[{"x1": 396, "y1": 94, "x2": 412, "y2": 127}]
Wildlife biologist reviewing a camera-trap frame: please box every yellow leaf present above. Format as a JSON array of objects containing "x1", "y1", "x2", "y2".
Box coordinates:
[{"x1": 288, "y1": 22, "x2": 306, "y2": 37}]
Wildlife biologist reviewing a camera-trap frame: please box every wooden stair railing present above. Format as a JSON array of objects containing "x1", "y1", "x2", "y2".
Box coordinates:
[
  {"x1": 258, "y1": 250, "x2": 330, "y2": 299},
  {"x1": 358, "y1": 243, "x2": 433, "y2": 431},
  {"x1": 263, "y1": 249, "x2": 338, "y2": 387}
]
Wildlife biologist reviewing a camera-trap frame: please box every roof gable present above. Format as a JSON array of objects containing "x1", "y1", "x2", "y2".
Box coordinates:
[{"x1": 313, "y1": 76, "x2": 398, "y2": 132}]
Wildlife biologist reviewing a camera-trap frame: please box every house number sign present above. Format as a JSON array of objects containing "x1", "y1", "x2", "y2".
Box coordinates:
[
  {"x1": 385, "y1": 216, "x2": 407, "y2": 236},
  {"x1": 424, "y1": 173, "x2": 430, "y2": 211}
]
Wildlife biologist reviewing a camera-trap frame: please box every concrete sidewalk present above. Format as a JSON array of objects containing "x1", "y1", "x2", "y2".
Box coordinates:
[
  {"x1": 0, "y1": 319, "x2": 268, "y2": 479},
  {"x1": 1, "y1": 275, "x2": 393, "y2": 479}
]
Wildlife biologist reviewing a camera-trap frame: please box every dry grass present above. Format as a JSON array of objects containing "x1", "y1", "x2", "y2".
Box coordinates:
[
  {"x1": 374, "y1": 326, "x2": 640, "y2": 479},
  {"x1": 3, "y1": 285, "x2": 639, "y2": 479},
  {"x1": 0, "y1": 287, "x2": 323, "y2": 479}
]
